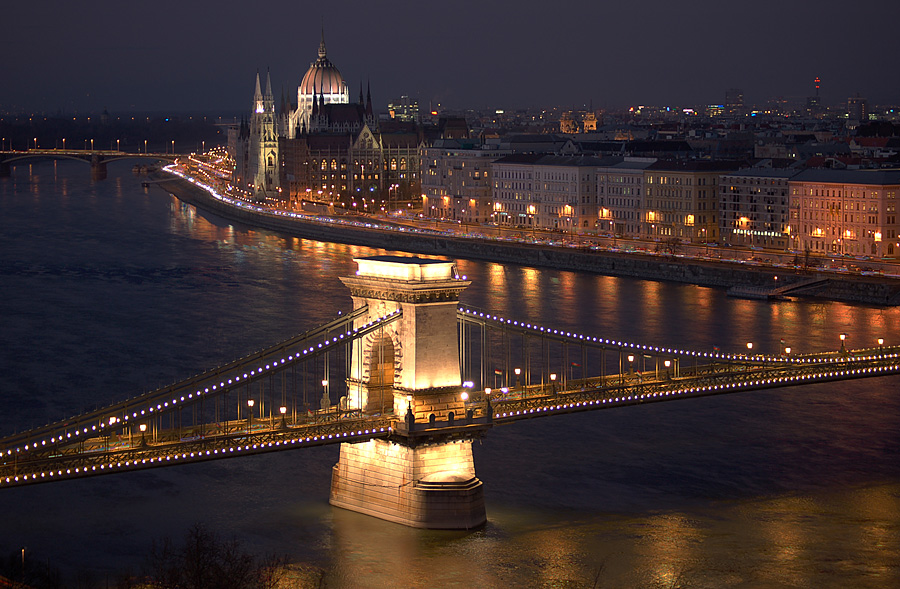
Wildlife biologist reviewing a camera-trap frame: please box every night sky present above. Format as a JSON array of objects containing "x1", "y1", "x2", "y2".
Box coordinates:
[{"x1": 4, "y1": 0, "x2": 899, "y2": 114}]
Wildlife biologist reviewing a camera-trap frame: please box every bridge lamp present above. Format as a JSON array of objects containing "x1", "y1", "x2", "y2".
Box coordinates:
[
  {"x1": 746, "y1": 342, "x2": 753, "y2": 352},
  {"x1": 62, "y1": 138, "x2": 66, "y2": 150},
  {"x1": 664, "y1": 360, "x2": 671, "y2": 379},
  {"x1": 784, "y1": 347, "x2": 791, "y2": 355},
  {"x1": 279, "y1": 406, "x2": 287, "y2": 429},
  {"x1": 840, "y1": 333, "x2": 847, "y2": 353},
  {"x1": 484, "y1": 387, "x2": 492, "y2": 396},
  {"x1": 460, "y1": 391, "x2": 469, "y2": 402},
  {"x1": 247, "y1": 399, "x2": 255, "y2": 432},
  {"x1": 514, "y1": 367, "x2": 521, "y2": 388},
  {"x1": 139, "y1": 423, "x2": 147, "y2": 446},
  {"x1": 627, "y1": 355, "x2": 635, "y2": 375},
  {"x1": 90, "y1": 139, "x2": 94, "y2": 150},
  {"x1": 878, "y1": 338, "x2": 884, "y2": 354}
]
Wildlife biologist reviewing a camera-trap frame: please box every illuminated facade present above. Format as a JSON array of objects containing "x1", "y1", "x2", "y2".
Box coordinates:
[
  {"x1": 492, "y1": 154, "x2": 603, "y2": 233},
  {"x1": 247, "y1": 71, "x2": 280, "y2": 200},
  {"x1": 331, "y1": 256, "x2": 486, "y2": 529},
  {"x1": 789, "y1": 169, "x2": 900, "y2": 258},
  {"x1": 421, "y1": 140, "x2": 506, "y2": 224},
  {"x1": 229, "y1": 35, "x2": 421, "y2": 210},
  {"x1": 596, "y1": 158, "x2": 655, "y2": 238},
  {"x1": 287, "y1": 31, "x2": 350, "y2": 137},
  {"x1": 719, "y1": 170, "x2": 797, "y2": 250},
  {"x1": 643, "y1": 161, "x2": 738, "y2": 242}
]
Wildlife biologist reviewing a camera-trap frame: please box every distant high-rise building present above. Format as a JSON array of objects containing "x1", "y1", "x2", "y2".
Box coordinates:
[
  {"x1": 725, "y1": 88, "x2": 744, "y2": 115},
  {"x1": 847, "y1": 94, "x2": 868, "y2": 126},
  {"x1": 806, "y1": 76, "x2": 822, "y2": 114},
  {"x1": 387, "y1": 95, "x2": 419, "y2": 122}
]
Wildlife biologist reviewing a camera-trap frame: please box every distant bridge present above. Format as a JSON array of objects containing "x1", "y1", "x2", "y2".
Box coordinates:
[{"x1": 0, "y1": 149, "x2": 182, "y2": 180}]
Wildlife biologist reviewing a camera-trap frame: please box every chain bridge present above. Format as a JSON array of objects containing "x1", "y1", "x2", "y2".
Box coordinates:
[{"x1": 2, "y1": 256, "x2": 898, "y2": 528}]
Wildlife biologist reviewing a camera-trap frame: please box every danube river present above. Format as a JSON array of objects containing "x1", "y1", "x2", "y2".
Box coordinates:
[{"x1": 2, "y1": 161, "x2": 899, "y2": 587}]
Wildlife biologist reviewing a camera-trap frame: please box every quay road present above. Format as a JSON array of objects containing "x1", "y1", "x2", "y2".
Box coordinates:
[
  {"x1": 174, "y1": 153, "x2": 900, "y2": 278},
  {"x1": 163, "y1": 160, "x2": 900, "y2": 305}
]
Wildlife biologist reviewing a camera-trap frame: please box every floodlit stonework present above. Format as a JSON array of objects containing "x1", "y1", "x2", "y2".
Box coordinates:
[{"x1": 331, "y1": 255, "x2": 486, "y2": 529}]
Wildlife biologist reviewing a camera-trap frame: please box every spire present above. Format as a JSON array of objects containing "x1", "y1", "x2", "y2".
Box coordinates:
[
  {"x1": 318, "y1": 26, "x2": 327, "y2": 59},
  {"x1": 311, "y1": 82, "x2": 319, "y2": 116},
  {"x1": 365, "y1": 80, "x2": 373, "y2": 117},
  {"x1": 264, "y1": 68, "x2": 273, "y2": 97},
  {"x1": 253, "y1": 71, "x2": 262, "y2": 98},
  {"x1": 359, "y1": 82, "x2": 364, "y2": 105}
]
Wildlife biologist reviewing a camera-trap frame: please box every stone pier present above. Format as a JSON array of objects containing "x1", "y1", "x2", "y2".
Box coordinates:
[{"x1": 329, "y1": 256, "x2": 487, "y2": 529}]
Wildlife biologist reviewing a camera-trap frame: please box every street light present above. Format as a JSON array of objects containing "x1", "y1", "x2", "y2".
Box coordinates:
[
  {"x1": 139, "y1": 423, "x2": 147, "y2": 446},
  {"x1": 878, "y1": 337, "x2": 884, "y2": 354},
  {"x1": 247, "y1": 399, "x2": 255, "y2": 432},
  {"x1": 514, "y1": 367, "x2": 521, "y2": 388},
  {"x1": 550, "y1": 373, "x2": 557, "y2": 394},
  {"x1": 279, "y1": 406, "x2": 287, "y2": 429},
  {"x1": 840, "y1": 333, "x2": 847, "y2": 354},
  {"x1": 664, "y1": 359, "x2": 671, "y2": 379},
  {"x1": 627, "y1": 354, "x2": 635, "y2": 376}
]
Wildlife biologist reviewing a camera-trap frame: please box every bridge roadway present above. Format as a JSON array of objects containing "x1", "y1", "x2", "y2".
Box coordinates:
[{"x1": 2, "y1": 341, "x2": 898, "y2": 488}]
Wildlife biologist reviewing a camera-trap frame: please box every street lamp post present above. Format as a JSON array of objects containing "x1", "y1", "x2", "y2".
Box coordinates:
[
  {"x1": 139, "y1": 423, "x2": 147, "y2": 446},
  {"x1": 247, "y1": 399, "x2": 255, "y2": 433},
  {"x1": 550, "y1": 373, "x2": 557, "y2": 394},
  {"x1": 664, "y1": 360, "x2": 671, "y2": 380},
  {"x1": 878, "y1": 337, "x2": 884, "y2": 355},
  {"x1": 840, "y1": 333, "x2": 847, "y2": 355},
  {"x1": 279, "y1": 406, "x2": 287, "y2": 429}
]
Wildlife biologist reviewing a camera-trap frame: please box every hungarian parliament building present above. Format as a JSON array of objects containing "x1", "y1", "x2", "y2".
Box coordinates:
[{"x1": 228, "y1": 34, "x2": 422, "y2": 209}]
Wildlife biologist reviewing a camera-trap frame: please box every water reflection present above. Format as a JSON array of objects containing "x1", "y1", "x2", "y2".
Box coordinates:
[{"x1": 2, "y1": 164, "x2": 900, "y2": 587}]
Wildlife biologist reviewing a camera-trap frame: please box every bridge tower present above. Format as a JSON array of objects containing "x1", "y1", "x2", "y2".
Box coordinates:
[{"x1": 330, "y1": 255, "x2": 486, "y2": 529}]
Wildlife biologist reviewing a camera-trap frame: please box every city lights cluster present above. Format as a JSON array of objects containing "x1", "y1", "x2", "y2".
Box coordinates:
[
  {"x1": 494, "y1": 361, "x2": 900, "y2": 421},
  {"x1": 0, "y1": 427, "x2": 389, "y2": 487},
  {"x1": 458, "y1": 307, "x2": 885, "y2": 365},
  {"x1": 1, "y1": 309, "x2": 401, "y2": 459},
  {"x1": 165, "y1": 165, "x2": 447, "y2": 237}
]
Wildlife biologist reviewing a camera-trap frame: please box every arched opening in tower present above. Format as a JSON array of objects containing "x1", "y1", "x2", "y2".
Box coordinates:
[{"x1": 367, "y1": 333, "x2": 394, "y2": 414}]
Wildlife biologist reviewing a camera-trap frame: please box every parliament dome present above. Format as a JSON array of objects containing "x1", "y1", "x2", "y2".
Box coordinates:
[{"x1": 299, "y1": 36, "x2": 348, "y2": 97}]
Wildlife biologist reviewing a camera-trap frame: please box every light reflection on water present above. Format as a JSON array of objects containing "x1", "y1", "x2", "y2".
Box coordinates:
[{"x1": 1, "y1": 163, "x2": 899, "y2": 587}]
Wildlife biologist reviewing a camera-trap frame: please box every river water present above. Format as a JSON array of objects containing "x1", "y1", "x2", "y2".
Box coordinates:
[{"x1": 1, "y1": 161, "x2": 899, "y2": 587}]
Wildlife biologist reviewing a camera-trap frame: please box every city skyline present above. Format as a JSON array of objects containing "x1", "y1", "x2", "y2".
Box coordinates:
[{"x1": 3, "y1": 0, "x2": 900, "y2": 114}]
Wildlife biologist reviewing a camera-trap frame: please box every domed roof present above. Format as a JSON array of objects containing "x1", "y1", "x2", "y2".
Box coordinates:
[{"x1": 299, "y1": 34, "x2": 346, "y2": 96}]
